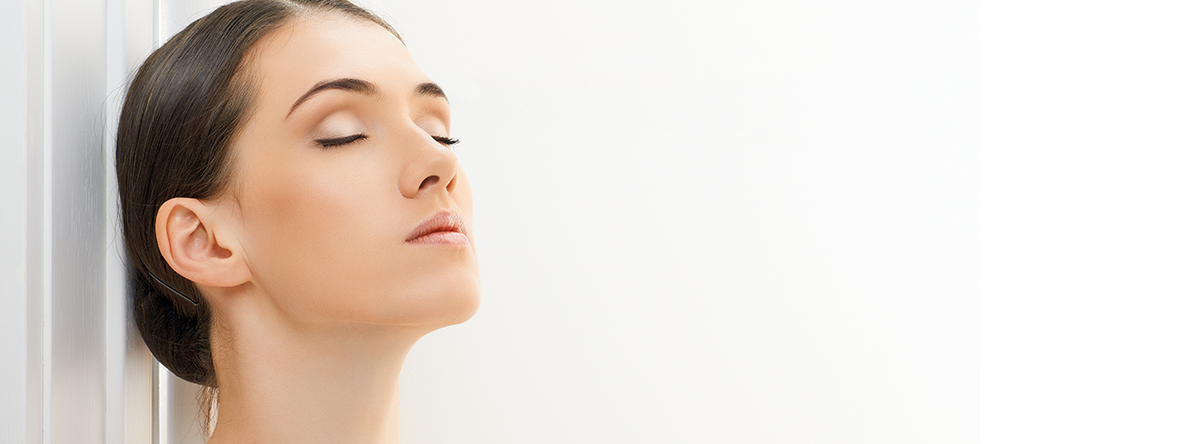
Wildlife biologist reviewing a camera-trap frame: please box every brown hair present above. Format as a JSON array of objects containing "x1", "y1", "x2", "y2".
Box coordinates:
[{"x1": 116, "y1": 0, "x2": 397, "y2": 387}]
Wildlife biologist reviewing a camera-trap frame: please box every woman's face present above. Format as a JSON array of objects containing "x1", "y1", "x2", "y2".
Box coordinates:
[{"x1": 223, "y1": 14, "x2": 478, "y2": 327}]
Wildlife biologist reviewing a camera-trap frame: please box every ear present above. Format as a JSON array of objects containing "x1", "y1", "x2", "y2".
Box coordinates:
[{"x1": 155, "y1": 197, "x2": 251, "y2": 290}]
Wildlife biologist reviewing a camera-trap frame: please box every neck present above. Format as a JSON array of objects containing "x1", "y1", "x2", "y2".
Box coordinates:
[{"x1": 205, "y1": 292, "x2": 430, "y2": 444}]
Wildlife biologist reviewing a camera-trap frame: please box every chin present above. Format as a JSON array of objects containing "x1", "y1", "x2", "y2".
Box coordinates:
[
  {"x1": 424, "y1": 279, "x2": 481, "y2": 328},
  {"x1": 442, "y1": 289, "x2": 481, "y2": 327}
]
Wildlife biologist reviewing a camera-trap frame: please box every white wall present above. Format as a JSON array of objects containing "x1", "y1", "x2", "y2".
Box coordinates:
[
  {"x1": 981, "y1": 1, "x2": 1182, "y2": 443},
  {"x1": 1, "y1": 0, "x2": 122, "y2": 442},
  {"x1": 1, "y1": 0, "x2": 189, "y2": 443},
  {"x1": 0, "y1": 0, "x2": 34, "y2": 440},
  {"x1": 376, "y1": 1, "x2": 978, "y2": 443}
]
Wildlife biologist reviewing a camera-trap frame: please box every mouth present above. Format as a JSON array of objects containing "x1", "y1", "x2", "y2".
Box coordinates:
[{"x1": 405, "y1": 211, "x2": 469, "y2": 245}]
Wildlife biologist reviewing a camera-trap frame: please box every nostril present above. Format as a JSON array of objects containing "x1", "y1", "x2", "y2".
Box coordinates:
[{"x1": 418, "y1": 175, "x2": 440, "y2": 190}]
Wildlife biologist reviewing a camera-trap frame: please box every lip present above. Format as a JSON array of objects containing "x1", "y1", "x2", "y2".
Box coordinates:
[{"x1": 405, "y1": 211, "x2": 469, "y2": 245}]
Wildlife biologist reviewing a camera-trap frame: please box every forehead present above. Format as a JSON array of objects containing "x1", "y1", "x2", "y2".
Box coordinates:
[{"x1": 246, "y1": 14, "x2": 427, "y2": 111}]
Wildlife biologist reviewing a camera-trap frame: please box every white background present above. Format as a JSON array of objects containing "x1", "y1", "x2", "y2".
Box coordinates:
[{"x1": 979, "y1": 1, "x2": 1181, "y2": 443}]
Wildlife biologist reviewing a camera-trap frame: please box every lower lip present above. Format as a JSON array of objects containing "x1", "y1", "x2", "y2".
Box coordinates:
[{"x1": 407, "y1": 231, "x2": 469, "y2": 245}]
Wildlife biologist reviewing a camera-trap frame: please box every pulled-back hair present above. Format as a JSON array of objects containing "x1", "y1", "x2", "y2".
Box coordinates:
[{"x1": 116, "y1": 0, "x2": 397, "y2": 387}]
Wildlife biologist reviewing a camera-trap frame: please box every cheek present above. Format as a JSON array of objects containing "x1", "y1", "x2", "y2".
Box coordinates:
[{"x1": 240, "y1": 158, "x2": 397, "y2": 317}]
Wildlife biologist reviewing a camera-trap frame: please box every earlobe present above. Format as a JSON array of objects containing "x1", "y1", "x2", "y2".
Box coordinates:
[{"x1": 156, "y1": 198, "x2": 251, "y2": 290}]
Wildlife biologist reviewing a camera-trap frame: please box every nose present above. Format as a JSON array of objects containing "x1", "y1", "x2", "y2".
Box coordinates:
[{"x1": 398, "y1": 134, "x2": 459, "y2": 199}]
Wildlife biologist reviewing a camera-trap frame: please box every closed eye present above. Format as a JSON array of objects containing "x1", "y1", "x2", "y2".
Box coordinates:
[
  {"x1": 316, "y1": 134, "x2": 367, "y2": 147},
  {"x1": 433, "y1": 135, "x2": 460, "y2": 146}
]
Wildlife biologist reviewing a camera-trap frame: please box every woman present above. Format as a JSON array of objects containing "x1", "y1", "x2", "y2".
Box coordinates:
[{"x1": 116, "y1": 0, "x2": 479, "y2": 442}]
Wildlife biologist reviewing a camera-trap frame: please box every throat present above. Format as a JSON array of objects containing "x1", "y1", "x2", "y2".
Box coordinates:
[{"x1": 205, "y1": 317, "x2": 428, "y2": 444}]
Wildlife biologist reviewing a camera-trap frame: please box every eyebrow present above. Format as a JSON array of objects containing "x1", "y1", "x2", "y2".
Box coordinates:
[
  {"x1": 287, "y1": 78, "x2": 448, "y2": 118},
  {"x1": 288, "y1": 78, "x2": 376, "y2": 117},
  {"x1": 416, "y1": 82, "x2": 448, "y2": 102}
]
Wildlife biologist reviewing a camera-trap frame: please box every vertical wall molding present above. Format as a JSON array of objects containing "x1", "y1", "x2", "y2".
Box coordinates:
[
  {"x1": 0, "y1": 0, "x2": 35, "y2": 441},
  {"x1": 3, "y1": 1, "x2": 225, "y2": 442},
  {"x1": 1, "y1": 0, "x2": 156, "y2": 442}
]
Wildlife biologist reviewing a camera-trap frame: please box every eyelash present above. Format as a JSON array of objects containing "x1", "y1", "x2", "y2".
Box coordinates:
[
  {"x1": 316, "y1": 134, "x2": 367, "y2": 147},
  {"x1": 315, "y1": 134, "x2": 460, "y2": 148}
]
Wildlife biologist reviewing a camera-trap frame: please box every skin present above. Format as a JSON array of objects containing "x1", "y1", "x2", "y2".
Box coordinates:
[{"x1": 154, "y1": 13, "x2": 479, "y2": 444}]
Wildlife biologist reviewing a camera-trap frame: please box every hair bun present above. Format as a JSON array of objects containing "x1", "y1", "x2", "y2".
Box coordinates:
[{"x1": 134, "y1": 270, "x2": 215, "y2": 386}]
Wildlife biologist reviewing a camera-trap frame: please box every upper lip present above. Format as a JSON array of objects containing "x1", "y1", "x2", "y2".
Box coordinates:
[{"x1": 405, "y1": 211, "x2": 467, "y2": 242}]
